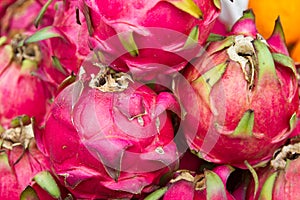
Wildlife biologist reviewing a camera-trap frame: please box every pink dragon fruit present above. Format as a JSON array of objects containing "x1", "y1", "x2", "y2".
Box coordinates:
[
  {"x1": 1, "y1": 0, "x2": 91, "y2": 77},
  {"x1": 45, "y1": 0, "x2": 91, "y2": 74},
  {"x1": 79, "y1": 0, "x2": 220, "y2": 80},
  {"x1": 289, "y1": 63, "x2": 300, "y2": 139},
  {"x1": 0, "y1": 116, "x2": 70, "y2": 199},
  {"x1": 178, "y1": 149, "x2": 204, "y2": 172},
  {"x1": 176, "y1": 9, "x2": 299, "y2": 168},
  {"x1": 145, "y1": 165, "x2": 236, "y2": 200},
  {"x1": 0, "y1": 0, "x2": 55, "y2": 36},
  {"x1": 211, "y1": 18, "x2": 228, "y2": 36},
  {"x1": 40, "y1": 62, "x2": 181, "y2": 199},
  {"x1": 246, "y1": 138, "x2": 300, "y2": 199},
  {"x1": 0, "y1": 34, "x2": 54, "y2": 127},
  {"x1": 0, "y1": 0, "x2": 15, "y2": 18}
]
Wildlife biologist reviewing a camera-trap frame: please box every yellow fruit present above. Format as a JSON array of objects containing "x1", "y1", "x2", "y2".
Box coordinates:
[
  {"x1": 248, "y1": 0, "x2": 300, "y2": 45},
  {"x1": 291, "y1": 40, "x2": 300, "y2": 63}
]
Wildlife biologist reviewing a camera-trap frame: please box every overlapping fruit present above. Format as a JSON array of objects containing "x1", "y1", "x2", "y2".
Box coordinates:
[
  {"x1": 0, "y1": 0, "x2": 300, "y2": 199},
  {"x1": 178, "y1": 10, "x2": 298, "y2": 168}
]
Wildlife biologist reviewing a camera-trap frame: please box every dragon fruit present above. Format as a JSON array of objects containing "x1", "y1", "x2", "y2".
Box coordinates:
[
  {"x1": 0, "y1": 0, "x2": 88, "y2": 81},
  {"x1": 1, "y1": 0, "x2": 91, "y2": 74},
  {"x1": 0, "y1": 0, "x2": 55, "y2": 36},
  {"x1": 178, "y1": 149, "x2": 204, "y2": 172},
  {"x1": 79, "y1": 0, "x2": 220, "y2": 80},
  {"x1": 211, "y1": 18, "x2": 228, "y2": 36},
  {"x1": 289, "y1": 63, "x2": 300, "y2": 139},
  {"x1": 45, "y1": 0, "x2": 90, "y2": 74},
  {"x1": 145, "y1": 165, "x2": 236, "y2": 200},
  {"x1": 0, "y1": 34, "x2": 54, "y2": 127},
  {"x1": 40, "y1": 62, "x2": 181, "y2": 199},
  {"x1": 246, "y1": 138, "x2": 300, "y2": 199},
  {"x1": 0, "y1": 0, "x2": 15, "y2": 18},
  {"x1": 0, "y1": 116, "x2": 69, "y2": 199},
  {"x1": 177, "y1": 9, "x2": 299, "y2": 168}
]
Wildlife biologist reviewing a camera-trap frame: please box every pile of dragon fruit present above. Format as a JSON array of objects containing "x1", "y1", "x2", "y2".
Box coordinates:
[{"x1": 1, "y1": 0, "x2": 300, "y2": 199}]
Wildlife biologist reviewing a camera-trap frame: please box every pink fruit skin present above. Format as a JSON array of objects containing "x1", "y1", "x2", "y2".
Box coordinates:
[
  {"x1": 289, "y1": 63, "x2": 300, "y2": 139},
  {"x1": 211, "y1": 18, "x2": 228, "y2": 36},
  {"x1": 0, "y1": 41, "x2": 52, "y2": 128},
  {"x1": 41, "y1": 73, "x2": 180, "y2": 199},
  {"x1": 289, "y1": 120, "x2": 300, "y2": 139},
  {"x1": 30, "y1": 178, "x2": 73, "y2": 200},
  {"x1": 178, "y1": 150, "x2": 204, "y2": 172},
  {"x1": 0, "y1": 0, "x2": 55, "y2": 35},
  {"x1": 247, "y1": 157, "x2": 300, "y2": 200},
  {"x1": 246, "y1": 167, "x2": 270, "y2": 200},
  {"x1": 34, "y1": 38, "x2": 70, "y2": 90},
  {"x1": 0, "y1": 63, "x2": 51, "y2": 127},
  {"x1": 164, "y1": 179, "x2": 203, "y2": 200},
  {"x1": 1, "y1": 0, "x2": 90, "y2": 86},
  {"x1": 163, "y1": 166, "x2": 235, "y2": 200},
  {"x1": 0, "y1": 144, "x2": 50, "y2": 199},
  {"x1": 80, "y1": 0, "x2": 220, "y2": 79},
  {"x1": 0, "y1": 0, "x2": 15, "y2": 18},
  {"x1": 179, "y1": 10, "x2": 299, "y2": 168},
  {"x1": 47, "y1": 0, "x2": 90, "y2": 74}
]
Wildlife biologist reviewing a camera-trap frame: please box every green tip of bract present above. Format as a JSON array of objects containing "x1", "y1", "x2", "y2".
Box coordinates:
[
  {"x1": 245, "y1": 160, "x2": 259, "y2": 198},
  {"x1": 34, "y1": 0, "x2": 53, "y2": 28},
  {"x1": 24, "y1": 26, "x2": 64, "y2": 44},
  {"x1": 205, "y1": 170, "x2": 228, "y2": 199},
  {"x1": 289, "y1": 112, "x2": 297, "y2": 130},
  {"x1": 144, "y1": 186, "x2": 168, "y2": 200},
  {"x1": 0, "y1": 153, "x2": 10, "y2": 168},
  {"x1": 193, "y1": 62, "x2": 228, "y2": 107},
  {"x1": 10, "y1": 115, "x2": 31, "y2": 128},
  {"x1": 241, "y1": 9, "x2": 255, "y2": 21},
  {"x1": 0, "y1": 36, "x2": 7, "y2": 46},
  {"x1": 118, "y1": 32, "x2": 139, "y2": 57},
  {"x1": 21, "y1": 59, "x2": 38, "y2": 73},
  {"x1": 52, "y1": 56, "x2": 68, "y2": 75},
  {"x1": 231, "y1": 110, "x2": 254, "y2": 138},
  {"x1": 258, "y1": 172, "x2": 277, "y2": 200},
  {"x1": 206, "y1": 33, "x2": 226, "y2": 43},
  {"x1": 184, "y1": 25, "x2": 199, "y2": 48},
  {"x1": 253, "y1": 39, "x2": 277, "y2": 80},
  {"x1": 20, "y1": 186, "x2": 39, "y2": 200},
  {"x1": 0, "y1": 125, "x2": 4, "y2": 134},
  {"x1": 195, "y1": 62, "x2": 228, "y2": 88},
  {"x1": 273, "y1": 17, "x2": 285, "y2": 41},
  {"x1": 33, "y1": 171, "x2": 61, "y2": 199},
  {"x1": 213, "y1": 0, "x2": 221, "y2": 10},
  {"x1": 168, "y1": 0, "x2": 203, "y2": 19}
]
